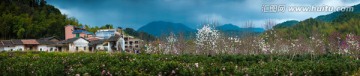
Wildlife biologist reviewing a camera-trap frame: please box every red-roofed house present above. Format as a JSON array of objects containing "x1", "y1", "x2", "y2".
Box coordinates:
[{"x1": 21, "y1": 39, "x2": 39, "y2": 51}]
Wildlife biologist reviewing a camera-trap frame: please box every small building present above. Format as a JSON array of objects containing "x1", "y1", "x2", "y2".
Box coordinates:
[
  {"x1": 89, "y1": 35, "x2": 125, "y2": 52},
  {"x1": 95, "y1": 29, "x2": 119, "y2": 39},
  {"x1": 89, "y1": 39, "x2": 106, "y2": 51},
  {"x1": 37, "y1": 37, "x2": 61, "y2": 52},
  {"x1": 65, "y1": 25, "x2": 94, "y2": 40},
  {"x1": 59, "y1": 38, "x2": 90, "y2": 52},
  {"x1": 124, "y1": 35, "x2": 142, "y2": 53},
  {"x1": 0, "y1": 40, "x2": 17, "y2": 51},
  {"x1": 21, "y1": 39, "x2": 39, "y2": 51}
]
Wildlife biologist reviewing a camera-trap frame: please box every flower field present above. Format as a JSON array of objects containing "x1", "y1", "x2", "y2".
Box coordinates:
[{"x1": 0, "y1": 51, "x2": 360, "y2": 75}]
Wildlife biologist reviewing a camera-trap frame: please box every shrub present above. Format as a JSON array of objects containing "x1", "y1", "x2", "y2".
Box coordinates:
[{"x1": 0, "y1": 52, "x2": 359, "y2": 75}]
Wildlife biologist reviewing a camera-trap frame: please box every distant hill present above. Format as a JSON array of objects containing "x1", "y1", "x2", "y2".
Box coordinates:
[
  {"x1": 137, "y1": 21, "x2": 196, "y2": 37},
  {"x1": 275, "y1": 4, "x2": 360, "y2": 30},
  {"x1": 315, "y1": 4, "x2": 360, "y2": 22},
  {"x1": 216, "y1": 24, "x2": 264, "y2": 32},
  {"x1": 216, "y1": 24, "x2": 241, "y2": 31},
  {"x1": 216, "y1": 24, "x2": 265, "y2": 37},
  {"x1": 273, "y1": 20, "x2": 299, "y2": 29},
  {"x1": 270, "y1": 12, "x2": 360, "y2": 38}
]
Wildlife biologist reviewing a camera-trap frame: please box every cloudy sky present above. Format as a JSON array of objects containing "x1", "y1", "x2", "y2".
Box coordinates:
[{"x1": 47, "y1": 0, "x2": 360, "y2": 29}]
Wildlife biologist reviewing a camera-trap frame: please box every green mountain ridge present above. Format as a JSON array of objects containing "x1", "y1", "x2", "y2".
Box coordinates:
[
  {"x1": 274, "y1": 4, "x2": 360, "y2": 29},
  {"x1": 137, "y1": 21, "x2": 196, "y2": 37}
]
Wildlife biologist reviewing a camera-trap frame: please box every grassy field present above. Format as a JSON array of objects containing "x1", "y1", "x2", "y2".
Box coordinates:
[{"x1": 0, "y1": 51, "x2": 360, "y2": 75}]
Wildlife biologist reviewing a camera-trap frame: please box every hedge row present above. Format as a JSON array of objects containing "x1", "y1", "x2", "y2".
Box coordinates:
[{"x1": 0, "y1": 51, "x2": 359, "y2": 75}]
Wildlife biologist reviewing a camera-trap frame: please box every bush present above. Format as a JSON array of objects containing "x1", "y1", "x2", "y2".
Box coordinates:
[{"x1": 0, "y1": 52, "x2": 359, "y2": 75}]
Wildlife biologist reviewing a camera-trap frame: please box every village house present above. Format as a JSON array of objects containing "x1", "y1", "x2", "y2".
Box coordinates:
[
  {"x1": 0, "y1": 40, "x2": 23, "y2": 51},
  {"x1": 95, "y1": 29, "x2": 119, "y2": 39},
  {"x1": 21, "y1": 39, "x2": 40, "y2": 51},
  {"x1": 37, "y1": 37, "x2": 61, "y2": 52},
  {"x1": 58, "y1": 37, "x2": 90, "y2": 52},
  {"x1": 124, "y1": 35, "x2": 142, "y2": 53},
  {"x1": 88, "y1": 35, "x2": 125, "y2": 52}
]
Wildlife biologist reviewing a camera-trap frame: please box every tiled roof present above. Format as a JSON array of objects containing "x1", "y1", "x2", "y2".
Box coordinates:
[
  {"x1": 107, "y1": 35, "x2": 121, "y2": 42},
  {"x1": 89, "y1": 39, "x2": 105, "y2": 46},
  {"x1": 21, "y1": 39, "x2": 39, "y2": 45},
  {"x1": 0, "y1": 40, "x2": 15, "y2": 47},
  {"x1": 87, "y1": 37, "x2": 100, "y2": 41},
  {"x1": 39, "y1": 36, "x2": 60, "y2": 41},
  {"x1": 58, "y1": 37, "x2": 89, "y2": 44},
  {"x1": 11, "y1": 39, "x2": 23, "y2": 45},
  {"x1": 72, "y1": 30, "x2": 94, "y2": 35},
  {"x1": 37, "y1": 39, "x2": 56, "y2": 45},
  {"x1": 58, "y1": 38, "x2": 80, "y2": 44},
  {"x1": 37, "y1": 37, "x2": 60, "y2": 45}
]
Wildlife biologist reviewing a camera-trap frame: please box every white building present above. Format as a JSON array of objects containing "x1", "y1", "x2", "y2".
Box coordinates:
[
  {"x1": 0, "y1": 40, "x2": 24, "y2": 51},
  {"x1": 59, "y1": 38, "x2": 89, "y2": 52},
  {"x1": 89, "y1": 35, "x2": 125, "y2": 52},
  {"x1": 37, "y1": 37, "x2": 61, "y2": 52},
  {"x1": 95, "y1": 29, "x2": 118, "y2": 39}
]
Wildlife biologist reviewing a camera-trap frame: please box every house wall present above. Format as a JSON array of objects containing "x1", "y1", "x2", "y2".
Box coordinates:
[
  {"x1": 95, "y1": 29, "x2": 116, "y2": 39},
  {"x1": 69, "y1": 44, "x2": 75, "y2": 52},
  {"x1": 37, "y1": 45, "x2": 57, "y2": 52},
  {"x1": 14, "y1": 45, "x2": 24, "y2": 51},
  {"x1": 38, "y1": 45, "x2": 48, "y2": 51},
  {"x1": 116, "y1": 38, "x2": 125, "y2": 51},
  {"x1": 65, "y1": 25, "x2": 75, "y2": 40},
  {"x1": 69, "y1": 38, "x2": 89, "y2": 52},
  {"x1": 3, "y1": 47, "x2": 15, "y2": 51},
  {"x1": 48, "y1": 47, "x2": 57, "y2": 52}
]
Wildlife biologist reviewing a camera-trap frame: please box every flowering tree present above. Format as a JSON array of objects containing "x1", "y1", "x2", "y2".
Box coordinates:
[
  {"x1": 164, "y1": 32, "x2": 178, "y2": 54},
  {"x1": 345, "y1": 33, "x2": 360, "y2": 59},
  {"x1": 196, "y1": 24, "x2": 220, "y2": 55}
]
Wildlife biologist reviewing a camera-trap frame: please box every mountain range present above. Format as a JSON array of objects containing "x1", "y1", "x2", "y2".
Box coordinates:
[
  {"x1": 137, "y1": 21, "x2": 264, "y2": 37},
  {"x1": 139, "y1": 4, "x2": 360, "y2": 38},
  {"x1": 137, "y1": 21, "x2": 196, "y2": 37}
]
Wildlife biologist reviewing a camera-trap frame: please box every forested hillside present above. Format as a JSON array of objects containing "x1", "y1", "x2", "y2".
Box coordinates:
[
  {"x1": 0, "y1": 0, "x2": 80, "y2": 39},
  {"x1": 272, "y1": 12, "x2": 360, "y2": 39}
]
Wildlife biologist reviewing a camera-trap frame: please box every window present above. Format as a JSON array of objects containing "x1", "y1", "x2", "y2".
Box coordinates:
[
  {"x1": 130, "y1": 41, "x2": 133, "y2": 45},
  {"x1": 76, "y1": 34, "x2": 80, "y2": 38},
  {"x1": 40, "y1": 48, "x2": 42, "y2": 51},
  {"x1": 135, "y1": 41, "x2": 139, "y2": 44},
  {"x1": 135, "y1": 45, "x2": 139, "y2": 48},
  {"x1": 76, "y1": 47, "x2": 79, "y2": 50},
  {"x1": 84, "y1": 47, "x2": 86, "y2": 50},
  {"x1": 125, "y1": 42, "x2": 128, "y2": 44}
]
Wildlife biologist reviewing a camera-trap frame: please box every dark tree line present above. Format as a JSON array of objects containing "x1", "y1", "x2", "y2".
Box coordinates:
[{"x1": 0, "y1": 0, "x2": 79, "y2": 39}]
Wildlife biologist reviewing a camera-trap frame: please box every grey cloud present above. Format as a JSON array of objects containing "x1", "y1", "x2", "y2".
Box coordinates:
[{"x1": 47, "y1": 0, "x2": 360, "y2": 29}]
